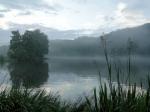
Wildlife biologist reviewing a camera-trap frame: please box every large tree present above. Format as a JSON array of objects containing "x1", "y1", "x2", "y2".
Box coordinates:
[{"x1": 8, "y1": 29, "x2": 48, "y2": 62}]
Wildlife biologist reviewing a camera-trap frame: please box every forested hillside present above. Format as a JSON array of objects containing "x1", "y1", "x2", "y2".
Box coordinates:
[{"x1": 50, "y1": 23, "x2": 150, "y2": 57}]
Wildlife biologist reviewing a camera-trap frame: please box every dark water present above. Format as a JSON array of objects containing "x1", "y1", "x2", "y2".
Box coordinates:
[{"x1": 0, "y1": 56, "x2": 150, "y2": 99}]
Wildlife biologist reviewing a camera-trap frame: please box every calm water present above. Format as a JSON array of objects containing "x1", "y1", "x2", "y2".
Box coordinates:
[{"x1": 0, "y1": 56, "x2": 150, "y2": 99}]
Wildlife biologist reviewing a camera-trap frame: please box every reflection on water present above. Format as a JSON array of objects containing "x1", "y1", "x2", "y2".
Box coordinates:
[
  {"x1": 9, "y1": 62, "x2": 48, "y2": 88},
  {"x1": 0, "y1": 56, "x2": 150, "y2": 99},
  {"x1": 49, "y1": 57, "x2": 150, "y2": 81}
]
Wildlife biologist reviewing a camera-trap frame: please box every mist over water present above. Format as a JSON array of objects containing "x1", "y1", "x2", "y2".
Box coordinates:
[{"x1": 0, "y1": 56, "x2": 149, "y2": 99}]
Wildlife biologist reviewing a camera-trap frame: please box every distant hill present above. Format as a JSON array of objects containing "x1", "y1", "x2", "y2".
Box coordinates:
[
  {"x1": 1, "y1": 23, "x2": 150, "y2": 57},
  {"x1": 49, "y1": 37, "x2": 101, "y2": 57},
  {"x1": 49, "y1": 23, "x2": 150, "y2": 57},
  {"x1": 104, "y1": 23, "x2": 150, "y2": 55}
]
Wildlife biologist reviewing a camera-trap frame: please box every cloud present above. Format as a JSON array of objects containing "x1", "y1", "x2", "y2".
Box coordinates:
[
  {"x1": 114, "y1": 2, "x2": 150, "y2": 27},
  {"x1": 121, "y1": 0, "x2": 150, "y2": 17},
  {"x1": 0, "y1": 0, "x2": 66, "y2": 30},
  {"x1": 17, "y1": 11, "x2": 32, "y2": 16},
  {"x1": 0, "y1": 14, "x2": 4, "y2": 18},
  {"x1": 72, "y1": 0, "x2": 88, "y2": 4},
  {"x1": 83, "y1": 1, "x2": 150, "y2": 35},
  {"x1": 0, "y1": 0, "x2": 149, "y2": 34},
  {"x1": 0, "y1": 0, "x2": 60, "y2": 12},
  {"x1": 0, "y1": 9, "x2": 10, "y2": 13},
  {"x1": 117, "y1": 2, "x2": 127, "y2": 12},
  {"x1": 0, "y1": 4, "x2": 10, "y2": 12}
]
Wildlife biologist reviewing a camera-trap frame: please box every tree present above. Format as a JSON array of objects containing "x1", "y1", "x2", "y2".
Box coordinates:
[
  {"x1": 0, "y1": 55, "x2": 5, "y2": 65},
  {"x1": 8, "y1": 29, "x2": 48, "y2": 62}
]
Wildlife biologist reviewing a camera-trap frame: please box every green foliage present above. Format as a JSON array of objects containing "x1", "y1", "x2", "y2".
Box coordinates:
[
  {"x1": 0, "y1": 55, "x2": 5, "y2": 63},
  {"x1": 0, "y1": 55, "x2": 7, "y2": 65},
  {"x1": 0, "y1": 80, "x2": 150, "y2": 112},
  {"x1": 8, "y1": 30, "x2": 48, "y2": 62},
  {"x1": 0, "y1": 88, "x2": 69, "y2": 112}
]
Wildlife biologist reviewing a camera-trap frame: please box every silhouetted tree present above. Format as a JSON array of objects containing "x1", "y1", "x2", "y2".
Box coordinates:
[{"x1": 8, "y1": 29, "x2": 48, "y2": 62}]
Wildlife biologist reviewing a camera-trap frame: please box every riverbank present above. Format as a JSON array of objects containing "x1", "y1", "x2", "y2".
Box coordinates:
[{"x1": 0, "y1": 78, "x2": 149, "y2": 112}]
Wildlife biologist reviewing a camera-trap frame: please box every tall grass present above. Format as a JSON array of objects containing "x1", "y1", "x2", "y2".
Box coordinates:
[
  {"x1": 0, "y1": 68, "x2": 150, "y2": 112},
  {"x1": 85, "y1": 36, "x2": 150, "y2": 112},
  {"x1": 0, "y1": 88, "x2": 71, "y2": 112}
]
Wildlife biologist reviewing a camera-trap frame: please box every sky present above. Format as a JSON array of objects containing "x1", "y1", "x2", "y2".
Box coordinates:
[{"x1": 0, "y1": 0, "x2": 150, "y2": 42}]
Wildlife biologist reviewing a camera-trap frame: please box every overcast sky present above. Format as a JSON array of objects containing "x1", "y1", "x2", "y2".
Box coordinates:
[{"x1": 0, "y1": 0, "x2": 150, "y2": 40}]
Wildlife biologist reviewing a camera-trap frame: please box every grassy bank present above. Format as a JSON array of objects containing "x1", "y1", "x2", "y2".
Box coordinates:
[
  {"x1": 0, "y1": 79, "x2": 150, "y2": 112},
  {"x1": 0, "y1": 88, "x2": 71, "y2": 112}
]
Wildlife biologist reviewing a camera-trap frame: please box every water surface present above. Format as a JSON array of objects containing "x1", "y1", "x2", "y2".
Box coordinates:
[{"x1": 0, "y1": 56, "x2": 150, "y2": 99}]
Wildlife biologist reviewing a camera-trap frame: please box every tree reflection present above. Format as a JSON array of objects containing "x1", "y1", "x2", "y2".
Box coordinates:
[{"x1": 9, "y1": 62, "x2": 48, "y2": 88}]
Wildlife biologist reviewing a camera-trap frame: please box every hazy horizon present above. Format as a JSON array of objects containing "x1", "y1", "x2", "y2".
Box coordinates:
[{"x1": 0, "y1": 0, "x2": 150, "y2": 45}]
